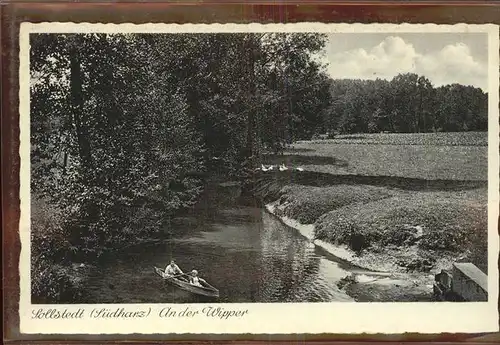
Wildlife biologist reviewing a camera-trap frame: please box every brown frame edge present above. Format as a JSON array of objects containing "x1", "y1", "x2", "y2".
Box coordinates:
[{"x1": 2, "y1": 1, "x2": 500, "y2": 343}]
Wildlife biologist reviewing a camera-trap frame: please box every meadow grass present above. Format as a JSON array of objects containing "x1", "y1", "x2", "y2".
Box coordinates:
[
  {"x1": 301, "y1": 131, "x2": 487, "y2": 146},
  {"x1": 314, "y1": 190, "x2": 486, "y2": 250},
  {"x1": 273, "y1": 184, "x2": 487, "y2": 273},
  {"x1": 274, "y1": 184, "x2": 393, "y2": 224},
  {"x1": 289, "y1": 132, "x2": 487, "y2": 181},
  {"x1": 264, "y1": 132, "x2": 488, "y2": 274}
]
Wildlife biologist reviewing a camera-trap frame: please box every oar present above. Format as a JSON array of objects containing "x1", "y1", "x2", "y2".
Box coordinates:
[{"x1": 163, "y1": 272, "x2": 190, "y2": 280}]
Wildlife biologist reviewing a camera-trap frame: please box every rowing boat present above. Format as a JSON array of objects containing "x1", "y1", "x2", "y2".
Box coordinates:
[{"x1": 153, "y1": 266, "x2": 220, "y2": 298}]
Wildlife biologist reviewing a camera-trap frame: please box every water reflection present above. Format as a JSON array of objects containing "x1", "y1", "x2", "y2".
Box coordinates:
[{"x1": 80, "y1": 191, "x2": 354, "y2": 303}]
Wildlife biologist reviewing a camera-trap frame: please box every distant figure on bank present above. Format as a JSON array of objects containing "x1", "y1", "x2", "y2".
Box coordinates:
[
  {"x1": 189, "y1": 269, "x2": 207, "y2": 287},
  {"x1": 165, "y1": 259, "x2": 184, "y2": 277}
]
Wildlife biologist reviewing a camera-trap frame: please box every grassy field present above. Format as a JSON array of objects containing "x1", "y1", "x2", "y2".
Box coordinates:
[
  {"x1": 262, "y1": 132, "x2": 489, "y2": 275},
  {"x1": 302, "y1": 131, "x2": 488, "y2": 146},
  {"x1": 315, "y1": 188, "x2": 487, "y2": 269},
  {"x1": 274, "y1": 184, "x2": 392, "y2": 224},
  {"x1": 286, "y1": 132, "x2": 488, "y2": 181}
]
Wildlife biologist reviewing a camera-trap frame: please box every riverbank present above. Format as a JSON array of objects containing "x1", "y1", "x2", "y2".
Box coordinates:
[
  {"x1": 30, "y1": 195, "x2": 189, "y2": 304},
  {"x1": 31, "y1": 179, "x2": 245, "y2": 304},
  {"x1": 265, "y1": 201, "x2": 436, "y2": 301},
  {"x1": 265, "y1": 203, "x2": 355, "y2": 263},
  {"x1": 73, "y1": 183, "x2": 362, "y2": 303},
  {"x1": 264, "y1": 182, "x2": 487, "y2": 302}
]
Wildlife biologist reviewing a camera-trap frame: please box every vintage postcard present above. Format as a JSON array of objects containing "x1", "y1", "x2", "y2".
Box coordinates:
[{"x1": 19, "y1": 22, "x2": 499, "y2": 334}]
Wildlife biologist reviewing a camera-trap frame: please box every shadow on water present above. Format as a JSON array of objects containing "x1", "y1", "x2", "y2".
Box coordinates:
[{"x1": 78, "y1": 182, "x2": 355, "y2": 303}]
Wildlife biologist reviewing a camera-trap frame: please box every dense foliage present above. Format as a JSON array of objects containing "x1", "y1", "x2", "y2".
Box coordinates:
[
  {"x1": 30, "y1": 33, "x2": 329, "y2": 301},
  {"x1": 31, "y1": 34, "x2": 205, "y2": 261},
  {"x1": 30, "y1": 33, "x2": 488, "y2": 302},
  {"x1": 322, "y1": 74, "x2": 488, "y2": 135}
]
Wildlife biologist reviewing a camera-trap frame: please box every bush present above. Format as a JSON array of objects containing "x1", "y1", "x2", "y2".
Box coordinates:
[
  {"x1": 419, "y1": 227, "x2": 470, "y2": 251},
  {"x1": 276, "y1": 184, "x2": 392, "y2": 225},
  {"x1": 31, "y1": 260, "x2": 84, "y2": 303},
  {"x1": 31, "y1": 198, "x2": 79, "y2": 302},
  {"x1": 31, "y1": 198, "x2": 71, "y2": 262},
  {"x1": 380, "y1": 225, "x2": 421, "y2": 246},
  {"x1": 314, "y1": 191, "x2": 487, "y2": 259},
  {"x1": 315, "y1": 217, "x2": 375, "y2": 254}
]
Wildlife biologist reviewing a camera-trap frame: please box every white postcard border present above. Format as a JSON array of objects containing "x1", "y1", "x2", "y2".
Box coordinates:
[{"x1": 19, "y1": 22, "x2": 500, "y2": 335}]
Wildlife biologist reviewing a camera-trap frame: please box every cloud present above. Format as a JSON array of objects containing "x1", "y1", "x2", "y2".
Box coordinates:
[
  {"x1": 416, "y1": 42, "x2": 486, "y2": 89},
  {"x1": 326, "y1": 36, "x2": 488, "y2": 90}
]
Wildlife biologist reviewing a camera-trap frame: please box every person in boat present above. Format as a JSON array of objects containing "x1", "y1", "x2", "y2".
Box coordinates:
[
  {"x1": 188, "y1": 269, "x2": 207, "y2": 287},
  {"x1": 164, "y1": 259, "x2": 185, "y2": 279}
]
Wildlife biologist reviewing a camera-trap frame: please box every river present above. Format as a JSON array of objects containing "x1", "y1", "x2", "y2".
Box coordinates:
[{"x1": 80, "y1": 182, "x2": 368, "y2": 303}]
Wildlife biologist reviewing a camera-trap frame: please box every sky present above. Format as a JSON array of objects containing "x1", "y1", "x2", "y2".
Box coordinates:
[{"x1": 321, "y1": 33, "x2": 489, "y2": 91}]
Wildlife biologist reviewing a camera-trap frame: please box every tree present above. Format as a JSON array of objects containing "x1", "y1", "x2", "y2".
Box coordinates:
[
  {"x1": 324, "y1": 73, "x2": 487, "y2": 134},
  {"x1": 31, "y1": 33, "x2": 206, "y2": 259}
]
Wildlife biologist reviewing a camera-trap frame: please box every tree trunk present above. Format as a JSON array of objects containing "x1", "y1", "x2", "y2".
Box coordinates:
[
  {"x1": 69, "y1": 43, "x2": 99, "y2": 258},
  {"x1": 245, "y1": 34, "x2": 257, "y2": 165},
  {"x1": 69, "y1": 47, "x2": 93, "y2": 169},
  {"x1": 240, "y1": 34, "x2": 259, "y2": 194}
]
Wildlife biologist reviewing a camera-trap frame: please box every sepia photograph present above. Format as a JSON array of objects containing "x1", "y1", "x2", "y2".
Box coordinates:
[
  {"x1": 29, "y1": 29, "x2": 491, "y2": 304},
  {"x1": 18, "y1": 22, "x2": 499, "y2": 334}
]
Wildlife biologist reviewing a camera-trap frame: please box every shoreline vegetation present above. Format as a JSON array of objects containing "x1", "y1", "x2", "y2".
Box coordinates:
[
  {"x1": 253, "y1": 132, "x2": 487, "y2": 301},
  {"x1": 30, "y1": 33, "x2": 488, "y2": 303},
  {"x1": 31, "y1": 133, "x2": 488, "y2": 303},
  {"x1": 264, "y1": 203, "x2": 436, "y2": 302},
  {"x1": 260, "y1": 174, "x2": 487, "y2": 301}
]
